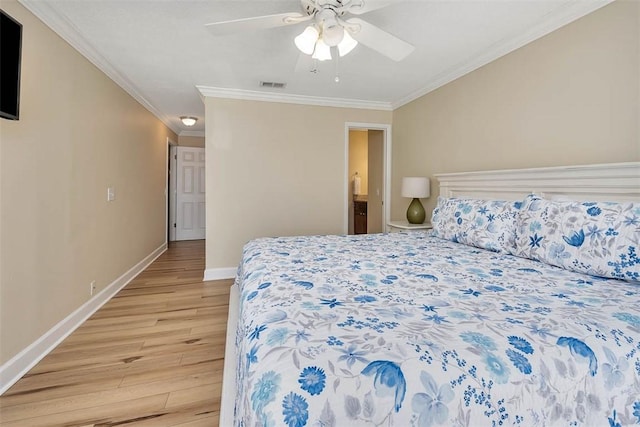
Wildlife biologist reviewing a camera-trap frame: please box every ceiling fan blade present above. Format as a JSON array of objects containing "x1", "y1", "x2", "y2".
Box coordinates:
[
  {"x1": 206, "y1": 12, "x2": 308, "y2": 36},
  {"x1": 345, "y1": 18, "x2": 414, "y2": 61},
  {"x1": 343, "y1": 0, "x2": 399, "y2": 15}
]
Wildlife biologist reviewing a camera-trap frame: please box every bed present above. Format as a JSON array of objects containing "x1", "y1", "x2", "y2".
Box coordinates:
[{"x1": 221, "y1": 162, "x2": 640, "y2": 427}]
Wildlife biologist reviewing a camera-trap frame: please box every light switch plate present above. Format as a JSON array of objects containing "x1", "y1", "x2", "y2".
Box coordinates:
[{"x1": 107, "y1": 187, "x2": 115, "y2": 201}]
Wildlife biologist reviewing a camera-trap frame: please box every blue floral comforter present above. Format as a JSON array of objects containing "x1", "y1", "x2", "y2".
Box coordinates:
[{"x1": 232, "y1": 232, "x2": 640, "y2": 427}]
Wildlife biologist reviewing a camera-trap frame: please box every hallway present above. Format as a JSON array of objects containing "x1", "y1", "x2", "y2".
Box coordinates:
[{"x1": 0, "y1": 240, "x2": 231, "y2": 426}]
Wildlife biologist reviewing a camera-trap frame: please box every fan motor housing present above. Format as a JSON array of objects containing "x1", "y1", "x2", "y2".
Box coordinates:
[{"x1": 301, "y1": 0, "x2": 348, "y2": 17}]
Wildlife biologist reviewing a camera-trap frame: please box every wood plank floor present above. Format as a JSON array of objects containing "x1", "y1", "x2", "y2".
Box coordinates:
[{"x1": 0, "y1": 240, "x2": 232, "y2": 426}]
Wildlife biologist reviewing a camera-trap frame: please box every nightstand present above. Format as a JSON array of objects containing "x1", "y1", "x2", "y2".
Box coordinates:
[{"x1": 387, "y1": 220, "x2": 432, "y2": 233}]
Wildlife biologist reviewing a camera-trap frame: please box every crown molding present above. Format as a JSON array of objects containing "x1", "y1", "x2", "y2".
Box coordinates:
[
  {"x1": 179, "y1": 130, "x2": 205, "y2": 137},
  {"x1": 391, "y1": 0, "x2": 614, "y2": 109},
  {"x1": 196, "y1": 86, "x2": 393, "y2": 111},
  {"x1": 18, "y1": 0, "x2": 181, "y2": 135}
]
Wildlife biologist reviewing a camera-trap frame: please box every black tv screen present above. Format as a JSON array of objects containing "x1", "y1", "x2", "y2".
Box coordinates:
[{"x1": 1, "y1": 10, "x2": 22, "y2": 120}]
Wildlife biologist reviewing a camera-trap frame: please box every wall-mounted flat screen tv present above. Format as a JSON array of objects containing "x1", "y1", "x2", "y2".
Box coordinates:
[{"x1": 1, "y1": 10, "x2": 23, "y2": 120}]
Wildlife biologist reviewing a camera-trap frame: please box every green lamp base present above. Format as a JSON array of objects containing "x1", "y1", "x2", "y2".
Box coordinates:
[{"x1": 406, "y1": 198, "x2": 426, "y2": 224}]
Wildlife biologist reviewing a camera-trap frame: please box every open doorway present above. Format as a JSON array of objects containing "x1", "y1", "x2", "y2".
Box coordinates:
[{"x1": 344, "y1": 123, "x2": 391, "y2": 235}]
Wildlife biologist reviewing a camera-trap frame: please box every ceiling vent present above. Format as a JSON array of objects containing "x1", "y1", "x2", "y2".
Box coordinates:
[{"x1": 260, "y1": 81, "x2": 287, "y2": 89}]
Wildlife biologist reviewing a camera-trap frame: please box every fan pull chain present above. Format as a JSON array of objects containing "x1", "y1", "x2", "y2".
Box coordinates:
[{"x1": 332, "y1": 46, "x2": 340, "y2": 83}]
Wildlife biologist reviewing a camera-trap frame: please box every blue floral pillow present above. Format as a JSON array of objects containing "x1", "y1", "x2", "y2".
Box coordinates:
[
  {"x1": 514, "y1": 195, "x2": 640, "y2": 282},
  {"x1": 431, "y1": 197, "x2": 522, "y2": 253}
]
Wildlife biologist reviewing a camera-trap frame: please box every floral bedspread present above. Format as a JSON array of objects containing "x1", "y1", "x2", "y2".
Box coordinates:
[{"x1": 232, "y1": 232, "x2": 640, "y2": 427}]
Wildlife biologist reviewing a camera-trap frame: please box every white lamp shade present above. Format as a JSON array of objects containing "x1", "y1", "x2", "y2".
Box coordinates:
[
  {"x1": 312, "y1": 38, "x2": 332, "y2": 61},
  {"x1": 295, "y1": 26, "x2": 319, "y2": 55},
  {"x1": 401, "y1": 177, "x2": 430, "y2": 198},
  {"x1": 338, "y1": 30, "x2": 358, "y2": 57}
]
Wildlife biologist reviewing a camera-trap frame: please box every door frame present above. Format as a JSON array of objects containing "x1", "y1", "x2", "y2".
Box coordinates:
[
  {"x1": 343, "y1": 122, "x2": 391, "y2": 234},
  {"x1": 167, "y1": 138, "x2": 177, "y2": 243}
]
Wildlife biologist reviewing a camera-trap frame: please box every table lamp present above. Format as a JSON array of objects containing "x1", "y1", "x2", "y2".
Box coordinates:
[{"x1": 401, "y1": 177, "x2": 430, "y2": 224}]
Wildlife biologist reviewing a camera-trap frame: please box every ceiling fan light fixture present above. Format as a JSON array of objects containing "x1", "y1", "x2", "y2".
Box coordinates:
[
  {"x1": 294, "y1": 25, "x2": 319, "y2": 55},
  {"x1": 321, "y1": 18, "x2": 344, "y2": 47},
  {"x1": 312, "y1": 38, "x2": 332, "y2": 61},
  {"x1": 338, "y1": 30, "x2": 358, "y2": 57},
  {"x1": 180, "y1": 116, "x2": 197, "y2": 126}
]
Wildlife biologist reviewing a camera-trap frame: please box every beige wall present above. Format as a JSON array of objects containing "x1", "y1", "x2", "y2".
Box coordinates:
[
  {"x1": 367, "y1": 130, "x2": 384, "y2": 234},
  {"x1": 348, "y1": 130, "x2": 368, "y2": 235},
  {"x1": 349, "y1": 131, "x2": 369, "y2": 196},
  {"x1": 391, "y1": 0, "x2": 640, "y2": 221},
  {"x1": 205, "y1": 98, "x2": 391, "y2": 269},
  {"x1": 178, "y1": 135, "x2": 205, "y2": 148},
  {"x1": 0, "y1": 1, "x2": 175, "y2": 364}
]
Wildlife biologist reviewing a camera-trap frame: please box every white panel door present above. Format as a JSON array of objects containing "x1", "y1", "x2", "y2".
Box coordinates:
[{"x1": 176, "y1": 147, "x2": 205, "y2": 240}]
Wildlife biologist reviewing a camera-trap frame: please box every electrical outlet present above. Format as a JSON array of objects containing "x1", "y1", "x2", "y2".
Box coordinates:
[{"x1": 90, "y1": 280, "x2": 96, "y2": 296}]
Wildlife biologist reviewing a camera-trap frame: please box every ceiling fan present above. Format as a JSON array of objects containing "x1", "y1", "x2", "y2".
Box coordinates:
[{"x1": 205, "y1": 0, "x2": 414, "y2": 62}]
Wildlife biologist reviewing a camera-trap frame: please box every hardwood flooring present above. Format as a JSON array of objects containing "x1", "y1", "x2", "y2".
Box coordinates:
[{"x1": 0, "y1": 240, "x2": 232, "y2": 426}]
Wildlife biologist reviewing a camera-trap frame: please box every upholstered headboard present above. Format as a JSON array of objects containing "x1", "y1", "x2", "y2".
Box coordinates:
[{"x1": 435, "y1": 162, "x2": 640, "y2": 203}]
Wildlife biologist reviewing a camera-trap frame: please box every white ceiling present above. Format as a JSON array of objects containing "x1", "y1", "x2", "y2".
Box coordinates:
[{"x1": 20, "y1": 0, "x2": 611, "y2": 136}]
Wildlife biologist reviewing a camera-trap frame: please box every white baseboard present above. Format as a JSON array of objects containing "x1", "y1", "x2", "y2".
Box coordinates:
[
  {"x1": 203, "y1": 267, "x2": 236, "y2": 281},
  {"x1": 0, "y1": 242, "x2": 167, "y2": 396}
]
